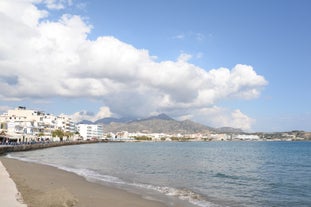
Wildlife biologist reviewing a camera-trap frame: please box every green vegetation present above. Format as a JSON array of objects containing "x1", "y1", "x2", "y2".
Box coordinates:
[
  {"x1": 51, "y1": 130, "x2": 74, "y2": 141},
  {"x1": 52, "y1": 129, "x2": 65, "y2": 141},
  {"x1": 133, "y1": 136, "x2": 152, "y2": 141},
  {"x1": 170, "y1": 137, "x2": 190, "y2": 142},
  {"x1": 0, "y1": 122, "x2": 6, "y2": 129}
]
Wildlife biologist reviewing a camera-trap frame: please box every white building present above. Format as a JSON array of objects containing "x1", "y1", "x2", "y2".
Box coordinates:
[
  {"x1": 77, "y1": 124, "x2": 104, "y2": 140},
  {"x1": 55, "y1": 115, "x2": 76, "y2": 134},
  {"x1": 0, "y1": 106, "x2": 77, "y2": 141},
  {"x1": 232, "y1": 134, "x2": 260, "y2": 140}
]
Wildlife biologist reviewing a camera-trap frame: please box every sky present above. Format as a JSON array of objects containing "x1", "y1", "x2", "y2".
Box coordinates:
[{"x1": 0, "y1": 0, "x2": 310, "y2": 132}]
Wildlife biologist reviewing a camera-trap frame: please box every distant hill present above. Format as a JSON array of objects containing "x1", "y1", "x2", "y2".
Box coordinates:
[
  {"x1": 80, "y1": 113, "x2": 242, "y2": 134},
  {"x1": 215, "y1": 127, "x2": 243, "y2": 133},
  {"x1": 136, "y1": 113, "x2": 174, "y2": 122},
  {"x1": 95, "y1": 114, "x2": 214, "y2": 134},
  {"x1": 78, "y1": 120, "x2": 94, "y2": 124},
  {"x1": 94, "y1": 117, "x2": 133, "y2": 124}
]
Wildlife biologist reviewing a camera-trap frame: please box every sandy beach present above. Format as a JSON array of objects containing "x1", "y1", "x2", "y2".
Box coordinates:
[
  {"x1": 0, "y1": 159, "x2": 27, "y2": 207},
  {"x1": 0, "y1": 157, "x2": 172, "y2": 207}
]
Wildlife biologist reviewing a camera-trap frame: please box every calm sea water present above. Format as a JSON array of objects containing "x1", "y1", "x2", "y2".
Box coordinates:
[{"x1": 7, "y1": 141, "x2": 311, "y2": 207}]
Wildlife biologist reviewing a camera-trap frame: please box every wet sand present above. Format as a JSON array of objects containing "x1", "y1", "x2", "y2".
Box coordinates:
[{"x1": 0, "y1": 157, "x2": 172, "y2": 207}]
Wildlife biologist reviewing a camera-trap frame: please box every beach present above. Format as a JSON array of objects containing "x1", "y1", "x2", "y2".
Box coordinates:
[
  {"x1": 2, "y1": 142, "x2": 310, "y2": 207},
  {"x1": 0, "y1": 157, "x2": 171, "y2": 207},
  {"x1": 0, "y1": 159, "x2": 26, "y2": 207}
]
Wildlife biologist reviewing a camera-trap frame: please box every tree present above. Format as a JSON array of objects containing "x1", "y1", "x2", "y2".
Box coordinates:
[
  {"x1": 64, "y1": 131, "x2": 74, "y2": 141},
  {"x1": 0, "y1": 130, "x2": 6, "y2": 136},
  {"x1": 52, "y1": 129, "x2": 65, "y2": 141},
  {"x1": 38, "y1": 132, "x2": 45, "y2": 141}
]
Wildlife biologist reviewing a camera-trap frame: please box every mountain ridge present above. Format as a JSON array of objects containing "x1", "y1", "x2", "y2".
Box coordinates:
[{"x1": 79, "y1": 113, "x2": 243, "y2": 134}]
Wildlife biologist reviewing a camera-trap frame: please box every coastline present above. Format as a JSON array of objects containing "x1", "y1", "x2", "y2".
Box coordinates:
[{"x1": 0, "y1": 157, "x2": 183, "y2": 207}]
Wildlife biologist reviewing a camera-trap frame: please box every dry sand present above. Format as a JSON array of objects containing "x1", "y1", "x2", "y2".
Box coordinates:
[
  {"x1": 0, "y1": 160, "x2": 27, "y2": 207},
  {"x1": 0, "y1": 157, "x2": 174, "y2": 207}
]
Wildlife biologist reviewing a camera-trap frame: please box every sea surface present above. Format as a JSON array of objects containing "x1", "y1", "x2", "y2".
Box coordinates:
[{"x1": 7, "y1": 141, "x2": 311, "y2": 207}]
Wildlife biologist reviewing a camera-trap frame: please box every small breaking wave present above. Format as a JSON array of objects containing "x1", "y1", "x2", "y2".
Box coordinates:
[
  {"x1": 60, "y1": 166, "x2": 219, "y2": 207},
  {"x1": 132, "y1": 183, "x2": 220, "y2": 207},
  {"x1": 6, "y1": 154, "x2": 37, "y2": 163}
]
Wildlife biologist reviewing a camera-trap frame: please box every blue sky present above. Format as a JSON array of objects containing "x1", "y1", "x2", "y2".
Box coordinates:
[{"x1": 0, "y1": 0, "x2": 310, "y2": 132}]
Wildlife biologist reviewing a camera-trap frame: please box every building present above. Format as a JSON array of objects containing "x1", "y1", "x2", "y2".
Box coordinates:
[
  {"x1": 77, "y1": 124, "x2": 104, "y2": 140},
  {"x1": 55, "y1": 115, "x2": 76, "y2": 134},
  {"x1": 0, "y1": 106, "x2": 77, "y2": 142}
]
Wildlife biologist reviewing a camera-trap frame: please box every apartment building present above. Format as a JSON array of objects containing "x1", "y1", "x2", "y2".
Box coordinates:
[
  {"x1": 77, "y1": 124, "x2": 104, "y2": 140},
  {"x1": 0, "y1": 106, "x2": 76, "y2": 141}
]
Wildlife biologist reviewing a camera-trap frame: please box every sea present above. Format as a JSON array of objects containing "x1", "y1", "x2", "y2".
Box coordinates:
[{"x1": 7, "y1": 141, "x2": 311, "y2": 207}]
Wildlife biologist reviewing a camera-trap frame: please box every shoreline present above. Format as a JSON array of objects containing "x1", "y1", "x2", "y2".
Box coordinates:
[{"x1": 0, "y1": 157, "x2": 190, "y2": 207}]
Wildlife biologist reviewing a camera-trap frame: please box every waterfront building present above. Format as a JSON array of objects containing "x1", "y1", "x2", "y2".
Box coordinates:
[
  {"x1": 55, "y1": 115, "x2": 76, "y2": 134},
  {"x1": 232, "y1": 134, "x2": 260, "y2": 140},
  {"x1": 0, "y1": 106, "x2": 77, "y2": 141},
  {"x1": 77, "y1": 124, "x2": 104, "y2": 140}
]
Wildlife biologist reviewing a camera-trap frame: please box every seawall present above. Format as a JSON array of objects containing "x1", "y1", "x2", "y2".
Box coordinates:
[{"x1": 0, "y1": 141, "x2": 102, "y2": 155}]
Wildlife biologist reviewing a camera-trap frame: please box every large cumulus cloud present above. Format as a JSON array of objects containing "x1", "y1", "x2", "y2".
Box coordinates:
[{"x1": 0, "y1": 0, "x2": 268, "y2": 130}]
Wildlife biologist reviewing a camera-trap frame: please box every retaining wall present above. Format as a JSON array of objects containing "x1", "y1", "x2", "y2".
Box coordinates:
[{"x1": 0, "y1": 141, "x2": 102, "y2": 155}]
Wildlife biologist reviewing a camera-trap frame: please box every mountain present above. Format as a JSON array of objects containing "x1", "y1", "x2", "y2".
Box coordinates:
[
  {"x1": 81, "y1": 114, "x2": 242, "y2": 134},
  {"x1": 132, "y1": 113, "x2": 174, "y2": 122},
  {"x1": 216, "y1": 127, "x2": 243, "y2": 133},
  {"x1": 78, "y1": 120, "x2": 94, "y2": 124},
  {"x1": 98, "y1": 114, "x2": 215, "y2": 134},
  {"x1": 94, "y1": 117, "x2": 133, "y2": 124}
]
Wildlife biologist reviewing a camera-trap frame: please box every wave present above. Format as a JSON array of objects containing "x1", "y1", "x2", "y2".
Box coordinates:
[
  {"x1": 214, "y1": 172, "x2": 239, "y2": 180},
  {"x1": 6, "y1": 154, "x2": 220, "y2": 207},
  {"x1": 58, "y1": 166, "x2": 220, "y2": 207},
  {"x1": 132, "y1": 183, "x2": 220, "y2": 207}
]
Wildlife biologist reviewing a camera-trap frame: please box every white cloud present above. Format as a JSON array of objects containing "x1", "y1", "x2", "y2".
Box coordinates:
[
  {"x1": 181, "y1": 107, "x2": 255, "y2": 131},
  {"x1": 194, "y1": 32, "x2": 205, "y2": 41},
  {"x1": 177, "y1": 53, "x2": 192, "y2": 62},
  {"x1": 0, "y1": 1, "x2": 268, "y2": 130},
  {"x1": 173, "y1": 34, "x2": 185, "y2": 40},
  {"x1": 70, "y1": 106, "x2": 113, "y2": 122},
  {"x1": 173, "y1": 32, "x2": 205, "y2": 42},
  {"x1": 195, "y1": 52, "x2": 204, "y2": 59},
  {"x1": 43, "y1": 0, "x2": 73, "y2": 10}
]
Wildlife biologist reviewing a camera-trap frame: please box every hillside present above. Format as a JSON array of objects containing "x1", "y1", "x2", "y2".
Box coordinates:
[{"x1": 94, "y1": 114, "x2": 216, "y2": 134}]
